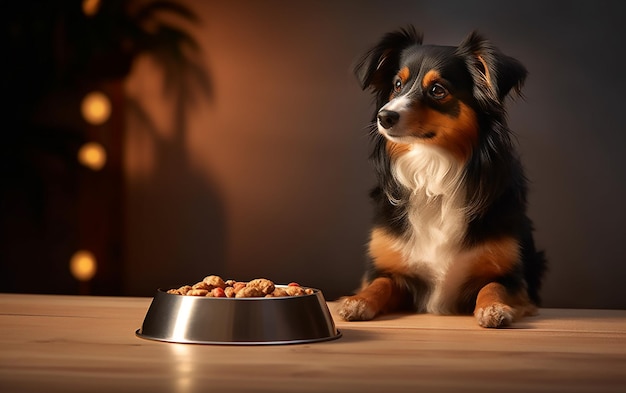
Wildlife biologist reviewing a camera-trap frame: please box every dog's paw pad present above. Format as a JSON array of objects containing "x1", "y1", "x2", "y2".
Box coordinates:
[
  {"x1": 475, "y1": 303, "x2": 514, "y2": 328},
  {"x1": 338, "y1": 296, "x2": 376, "y2": 321}
]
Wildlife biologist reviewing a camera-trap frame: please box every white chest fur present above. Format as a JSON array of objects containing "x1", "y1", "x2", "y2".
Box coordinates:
[{"x1": 390, "y1": 145, "x2": 468, "y2": 312}]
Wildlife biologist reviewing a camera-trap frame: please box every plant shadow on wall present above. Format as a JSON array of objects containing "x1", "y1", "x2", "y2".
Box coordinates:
[
  {"x1": 123, "y1": 5, "x2": 225, "y2": 296},
  {"x1": 0, "y1": 0, "x2": 224, "y2": 295}
]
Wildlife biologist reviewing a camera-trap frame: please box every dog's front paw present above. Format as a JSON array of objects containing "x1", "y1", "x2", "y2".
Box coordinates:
[
  {"x1": 474, "y1": 303, "x2": 514, "y2": 328},
  {"x1": 338, "y1": 296, "x2": 377, "y2": 321}
]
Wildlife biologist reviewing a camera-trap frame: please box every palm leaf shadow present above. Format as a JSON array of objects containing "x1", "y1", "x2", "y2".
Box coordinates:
[{"x1": 123, "y1": 4, "x2": 225, "y2": 295}]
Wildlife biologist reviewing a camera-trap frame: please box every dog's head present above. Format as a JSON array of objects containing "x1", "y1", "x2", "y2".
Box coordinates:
[
  {"x1": 356, "y1": 26, "x2": 528, "y2": 216},
  {"x1": 355, "y1": 26, "x2": 527, "y2": 162}
]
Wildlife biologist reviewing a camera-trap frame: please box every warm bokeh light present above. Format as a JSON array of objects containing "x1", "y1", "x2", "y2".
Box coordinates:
[
  {"x1": 82, "y1": 0, "x2": 101, "y2": 17},
  {"x1": 81, "y1": 91, "x2": 111, "y2": 125},
  {"x1": 78, "y1": 142, "x2": 107, "y2": 170},
  {"x1": 70, "y1": 250, "x2": 97, "y2": 282}
]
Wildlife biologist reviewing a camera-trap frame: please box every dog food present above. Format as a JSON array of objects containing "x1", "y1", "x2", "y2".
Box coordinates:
[{"x1": 166, "y1": 275, "x2": 314, "y2": 298}]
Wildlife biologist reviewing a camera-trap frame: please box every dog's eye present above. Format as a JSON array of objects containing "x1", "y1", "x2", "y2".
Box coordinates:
[
  {"x1": 393, "y1": 77, "x2": 403, "y2": 93},
  {"x1": 429, "y1": 83, "x2": 448, "y2": 100}
]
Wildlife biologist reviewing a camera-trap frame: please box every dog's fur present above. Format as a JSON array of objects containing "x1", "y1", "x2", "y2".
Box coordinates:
[{"x1": 339, "y1": 26, "x2": 546, "y2": 328}]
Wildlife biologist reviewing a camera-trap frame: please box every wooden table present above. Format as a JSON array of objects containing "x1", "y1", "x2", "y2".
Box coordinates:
[{"x1": 0, "y1": 293, "x2": 624, "y2": 393}]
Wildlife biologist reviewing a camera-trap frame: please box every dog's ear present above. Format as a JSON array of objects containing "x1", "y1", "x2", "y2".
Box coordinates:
[
  {"x1": 457, "y1": 31, "x2": 527, "y2": 104},
  {"x1": 354, "y1": 26, "x2": 423, "y2": 93}
]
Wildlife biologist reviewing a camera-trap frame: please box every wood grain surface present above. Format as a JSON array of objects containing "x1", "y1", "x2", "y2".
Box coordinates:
[{"x1": 0, "y1": 293, "x2": 624, "y2": 393}]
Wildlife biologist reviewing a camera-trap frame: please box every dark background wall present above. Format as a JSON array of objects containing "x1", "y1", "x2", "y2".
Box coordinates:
[
  {"x1": 123, "y1": 0, "x2": 626, "y2": 307},
  {"x1": 3, "y1": 0, "x2": 625, "y2": 309}
]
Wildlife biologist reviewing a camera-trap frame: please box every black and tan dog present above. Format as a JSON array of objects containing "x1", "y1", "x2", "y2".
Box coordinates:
[{"x1": 339, "y1": 26, "x2": 546, "y2": 328}]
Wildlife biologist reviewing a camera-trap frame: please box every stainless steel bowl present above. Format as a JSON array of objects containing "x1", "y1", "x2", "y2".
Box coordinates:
[{"x1": 136, "y1": 286, "x2": 341, "y2": 345}]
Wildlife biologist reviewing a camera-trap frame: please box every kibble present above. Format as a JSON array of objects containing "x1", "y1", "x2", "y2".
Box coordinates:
[{"x1": 166, "y1": 276, "x2": 315, "y2": 298}]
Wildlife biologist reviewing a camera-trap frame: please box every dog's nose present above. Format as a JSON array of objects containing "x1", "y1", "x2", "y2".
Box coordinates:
[{"x1": 377, "y1": 110, "x2": 400, "y2": 129}]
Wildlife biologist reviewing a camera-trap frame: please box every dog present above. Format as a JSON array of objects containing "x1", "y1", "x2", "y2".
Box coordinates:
[{"x1": 339, "y1": 26, "x2": 546, "y2": 328}]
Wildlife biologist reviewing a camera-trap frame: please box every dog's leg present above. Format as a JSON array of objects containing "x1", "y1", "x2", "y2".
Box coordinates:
[
  {"x1": 339, "y1": 277, "x2": 406, "y2": 321},
  {"x1": 474, "y1": 282, "x2": 518, "y2": 328}
]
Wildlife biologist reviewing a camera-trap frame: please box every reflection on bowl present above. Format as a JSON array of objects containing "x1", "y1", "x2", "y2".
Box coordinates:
[{"x1": 136, "y1": 286, "x2": 341, "y2": 345}]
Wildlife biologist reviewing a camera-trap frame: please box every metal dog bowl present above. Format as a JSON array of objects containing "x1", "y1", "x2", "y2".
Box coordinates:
[{"x1": 136, "y1": 287, "x2": 341, "y2": 345}]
